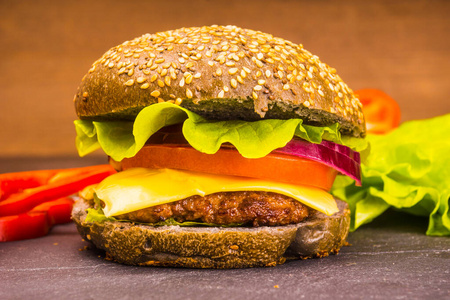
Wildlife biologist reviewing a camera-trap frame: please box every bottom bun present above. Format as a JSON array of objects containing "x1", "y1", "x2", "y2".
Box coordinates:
[{"x1": 72, "y1": 198, "x2": 350, "y2": 268}]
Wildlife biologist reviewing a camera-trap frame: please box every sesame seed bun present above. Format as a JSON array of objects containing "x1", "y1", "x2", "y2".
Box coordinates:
[{"x1": 74, "y1": 25, "x2": 366, "y2": 137}]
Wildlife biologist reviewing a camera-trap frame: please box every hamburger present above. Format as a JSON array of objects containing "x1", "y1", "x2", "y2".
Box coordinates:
[{"x1": 71, "y1": 25, "x2": 366, "y2": 268}]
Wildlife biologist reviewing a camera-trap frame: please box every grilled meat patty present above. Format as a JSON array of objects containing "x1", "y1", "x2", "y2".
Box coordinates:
[{"x1": 116, "y1": 191, "x2": 310, "y2": 226}]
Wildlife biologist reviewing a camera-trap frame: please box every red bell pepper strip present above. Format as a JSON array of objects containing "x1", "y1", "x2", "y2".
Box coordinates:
[
  {"x1": 0, "y1": 165, "x2": 116, "y2": 217},
  {"x1": 356, "y1": 88, "x2": 401, "y2": 134},
  {"x1": 0, "y1": 169, "x2": 58, "y2": 201},
  {"x1": 0, "y1": 197, "x2": 74, "y2": 242},
  {"x1": 0, "y1": 165, "x2": 116, "y2": 242}
]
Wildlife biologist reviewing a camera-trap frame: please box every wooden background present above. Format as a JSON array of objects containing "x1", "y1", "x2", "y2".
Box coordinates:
[{"x1": 1, "y1": 0, "x2": 449, "y2": 157}]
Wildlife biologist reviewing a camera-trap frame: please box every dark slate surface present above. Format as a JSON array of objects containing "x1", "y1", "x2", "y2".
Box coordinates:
[{"x1": 1, "y1": 158, "x2": 449, "y2": 299}]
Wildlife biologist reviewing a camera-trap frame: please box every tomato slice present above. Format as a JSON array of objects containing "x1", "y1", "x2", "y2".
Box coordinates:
[
  {"x1": 114, "y1": 145, "x2": 338, "y2": 191},
  {"x1": 356, "y1": 88, "x2": 401, "y2": 134}
]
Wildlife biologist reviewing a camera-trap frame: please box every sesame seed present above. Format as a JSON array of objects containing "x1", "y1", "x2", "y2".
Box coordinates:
[
  {"x1": 194, "y1": 72, "x2": 201, "y2": 79},
  {"x1": 303, "y1": 101, "x2": 310, "y2": 107},
  {"x1": 179, "y1": 57, "x2": 186, "y2": 64},
  {"x1": 136, "y1": 77, "x2": 147, "y2": 83},
  {"x1": 283, "y1": 84, "x2": 290, "y2": 90},
  {"x1": 225, "y1": 61, "x2": 235, "y2": 67},
  {"x1": 236, "y1": 75, "x2": 244, "y2": 84},
  {"x1": 230, "y1": 78, "x2": 238, "y2": 88},
  {"x1": 179, "y1": 77, "x2": 185, "y2": 87},
  {"x1": 252, "y1": 91, "x2": 258, "y2": 99},
  {"x1": 257, "y1": 53, "x2": 264, "y2": 60},
  {"x1": 186, "y1": 62, "x2": 194, "y2": 69},
  {"x1": 318, "y1": 90, "x2": 325, "y2": 97},
  {"x1": 157, "y1": 80, "x2": 165, "y2": 87},
  {"x1": 265, "y1": 70, "x2": 271, "y2": 77},
  {"x1": 218, "y1": 90, "x2": 225, "y2": 98},
  {"x1": 170, "y1": 70, "x2": 177, "y2": 80},
  {"x1": 124, "y1": 79, "x2": 134, "y2": 86},
  {"x1": 243, "y1": 66, "x2": 251, "y2": 74},
  {"x1": 140, "y1": 83, "x2": 150, "y2": 89},
  {"x1": 258, "y1": 79, "x2": 266, "y2": 85},
  {"x1": 228, "y1": 68, "x2": 238, "y2": 75},
  {"x1": 216, "y1": 68, "x2": 223, "y2": 76},
  {"x1": 254, "y1": 85, "x2": 262, "y2": 91},
  {"x1": 175, "y1": 98, "x2": 183, "y2": 105},
  {"x1": 151, "y1": 90, "x2": 161, "y2": 97},
  {"x1": 157, "y1": 98, "x2": 165, "y2": 103},
  {"x1": 128, "y1": 69, "x2": 134, "y2": 76},
  {"x1": 164, "y1": 76, "x2": 171, "y2": 86},
  {"x1": 150, "y1": 74, "x2": 157, "y2": 82},
  {"x1": 185, "y1": 73, "x2": 193, "y2": 84},
  {"x1": 155, "y1": 58, "x2": 165, "y2": 64},
  {"x1": 186, "y1": 88, "x2": 193, "y2": 98},
  {"x1": 161, "y1": 69, "x2": 168, "y2": 76}
]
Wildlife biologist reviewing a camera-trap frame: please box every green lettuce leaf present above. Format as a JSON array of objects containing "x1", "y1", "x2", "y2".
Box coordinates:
[
  {"x1": 75, "y1": 102, "x2": 367, "y2": 161},
  {"x1": 331, "y1": 114, "x2": 450, "y2": 236},
  {"x1": 85, "y1": 207, "x2": 117, "y2": 223}
]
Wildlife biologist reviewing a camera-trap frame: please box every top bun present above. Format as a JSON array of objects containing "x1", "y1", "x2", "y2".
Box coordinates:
[{"x1": 74, "y1": 25, "x2": 365, "y2": 137}]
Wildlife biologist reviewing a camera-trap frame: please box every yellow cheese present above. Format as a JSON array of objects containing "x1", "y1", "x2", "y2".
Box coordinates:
[{"x1": 95, "y1": 168, "x2": 338, "y2": 217}]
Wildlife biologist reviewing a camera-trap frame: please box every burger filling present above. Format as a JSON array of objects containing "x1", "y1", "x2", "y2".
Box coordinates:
[{"x1": 82, "y1": 168, "x2": 339, "y2": 227}]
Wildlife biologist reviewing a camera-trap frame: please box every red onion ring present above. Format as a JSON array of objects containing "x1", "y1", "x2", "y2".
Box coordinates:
[{"x1": 273, "y1": 139, "x2": 362, "y2": 186}]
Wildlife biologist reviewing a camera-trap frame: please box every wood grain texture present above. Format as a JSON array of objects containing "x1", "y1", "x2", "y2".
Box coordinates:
[{"x1": 0, "y1": 0, "x2": 449, "y2": 156}]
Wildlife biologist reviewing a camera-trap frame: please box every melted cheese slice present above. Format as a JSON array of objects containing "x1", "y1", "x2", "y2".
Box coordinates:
[{"x1": 95, "y1": 168, "x2": 338, "y2": 217}]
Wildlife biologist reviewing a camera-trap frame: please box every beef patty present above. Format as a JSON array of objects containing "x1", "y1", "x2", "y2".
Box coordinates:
[{"x1": 116, "y1": 191, "x2": 310, "y2": 226}]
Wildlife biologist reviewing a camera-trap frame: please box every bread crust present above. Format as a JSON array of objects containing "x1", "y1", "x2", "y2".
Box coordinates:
[
  {"x1": 74, "y1": 25, "x2": 365, "y2": 137},
  {"x1": 72, "y1": 196, "x2": 350, "y2": 268}
]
